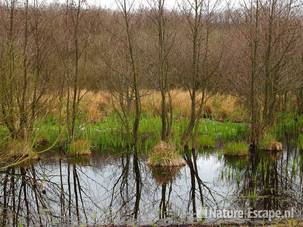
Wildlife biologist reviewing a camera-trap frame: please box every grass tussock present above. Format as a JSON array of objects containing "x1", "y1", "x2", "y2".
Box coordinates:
[
  {"x1": 0, "y1": 139, "x2": 39, "y2": 167},
  {"x1": 147, "y1": 141, "x2": 186, "y2": 167},
  {"x1": 224, "y1": 142, "x2": 249, "y2": 156},
  {"x1": 260, "y1": 133, "x2": 283, "y2": 151},
  {"x1": 67, "y1": 139, "x2": 91, "y2": 156}
]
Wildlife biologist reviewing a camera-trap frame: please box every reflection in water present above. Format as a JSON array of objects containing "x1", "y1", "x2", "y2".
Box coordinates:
[
  {"x1": 184, "y1": 148, "x2": 220, "y2": 222},
  {"x1": 149, "y1": 165, "x2": 183, "y2": 219},
  {"x1": 221, "y1": 149, "x2": 303, "y2": 216},
  {"x1": 1, "y1": 149, "x2": 303, "y2": 225},
  {"x1": 149, "y1": 166, "x2": 182, "y2": 185}
]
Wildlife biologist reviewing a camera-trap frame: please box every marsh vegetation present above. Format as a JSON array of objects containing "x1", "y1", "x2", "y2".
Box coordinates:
[{"x1": 0, "y1": 0, "x2": 303, "y2": 225}]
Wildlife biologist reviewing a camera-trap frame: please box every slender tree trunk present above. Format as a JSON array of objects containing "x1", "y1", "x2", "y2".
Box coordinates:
[
  {"x1": 181, "y1": 0, "x2": 200, "y2": 146},
  {"x1": 70, "y1": 0, "x2": 81, "y2": 141},
  {"x1": 120, "y1": 0, "x2": 141, "y2": 148},
  {"x1": 155, "y1": 0, "x2": 172, "y2": 142},
  {"x1": 250, "y1": 0, "x2": 260, "y2": 147},
  {"x1": 19, "y1": 0, "x2": 29, "y2": 140}
]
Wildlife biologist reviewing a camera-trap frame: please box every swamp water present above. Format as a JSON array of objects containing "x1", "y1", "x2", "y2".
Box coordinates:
[{"x1": 1, "y1": 149, "x2": 303, "y2": 226}]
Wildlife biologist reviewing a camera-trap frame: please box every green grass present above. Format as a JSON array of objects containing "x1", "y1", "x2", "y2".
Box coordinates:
[
  {"x1": 199, "y1": 135, "x2": 216, "y2": 149},
  {"x1": 84, "y1": 115, "x2": 127, "y2": 152},
  {"x1": 247, "y1": 112, "x2": 303, "y2": 150},
  {"x1": 0, "y1": 126, "x2": 9, "y2": 138},
  {"x1": 298, "y1": 134, "x2": 303, "y2": 150},
  {"x1": 224, "y1": 142, "x2": 249, "y2": 156},
  {"x1": 0, "y1": 113, "x2": 249, "y2": 154},
  {"x1": 259, "y1": 133, "x2": 277, "y2": 150},
  {"x1": 0, "y1": 126, "x2": 10, "y2": 149},
  {"x1": 275, "y1": 113, "x2": 303, "y2": 136},
  {"x1": 33, "y1": 118, "x2": 66, "y2": 150},
  {"x1": 197, "y1": 119, "x2": 248, "y2": 142},
  {"x1": 48, "y1": 114, "x2": 248, "y2": 152}
]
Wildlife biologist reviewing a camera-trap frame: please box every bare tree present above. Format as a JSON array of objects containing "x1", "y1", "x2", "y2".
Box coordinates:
[
  {"x1": 229, "y1": 0, "x2": 301, "y2": 146},
  {"x1": 114, "y1": 0, "x2": 142, "y2": 148},
  {"x1": 62, "y1": 0, "x2": 90, "y2": 142},
  {"x1": 180, "y1": 0, "x2": 221, "y2": 147},
  {"x1": 149, "y1": 0, "x2": 174, "y2": 142},
  {"x1": 248, "y1": 0, "x2": 261, "y2": 147},
  {"x1": 0, "y1": 0, "x2": 53, "y2": 146}
]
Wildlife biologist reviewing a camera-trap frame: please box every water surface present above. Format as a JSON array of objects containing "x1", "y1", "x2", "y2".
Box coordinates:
[{"x1": 1, "y1": 149, "x2": 302, "y2": 225}]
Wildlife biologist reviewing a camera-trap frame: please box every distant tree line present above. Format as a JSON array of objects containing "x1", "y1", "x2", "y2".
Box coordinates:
[{"x1": 0, "y1": 0, "x2": 302, "y2": 149}]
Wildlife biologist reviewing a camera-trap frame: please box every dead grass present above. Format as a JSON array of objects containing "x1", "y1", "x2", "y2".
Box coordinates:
[
  {"x1": 7, "y1": 140, "x2": 32, "y2": 157},
  {"x1": 67, "y1": 139, "x2": 91, "y2": 156},
  {"x1": 141, "y1": 90, "x2": 247, "y2": 121},
  {"x1": 0, "y1": 140, "x2": 39, "y2": 169},
  {"x1": 80, "y1": 91, "x2": 112, "y2": 122},
  {"x1": 46, "y1": 89, "x2": 247, "y2": 123},
  {"x1": 209, "y1": 95, "x2": 247, "y2": 122},
  {"x1": 141, "y1": 89, "x2": 198, "y2": 117}
]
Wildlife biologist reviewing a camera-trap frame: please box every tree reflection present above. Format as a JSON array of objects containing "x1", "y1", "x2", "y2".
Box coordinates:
[
  {"x1": 106, "y1": 151, "x2": 142, "y2": 223},
  {"x1": 184, "y1": 147, "x2": 219, "y2": 222},
  {"x1": 1, "y1": 166, "x2": 53, "y2": 226},
  {"x1": 221, "y1": 148, "x2": 303, "y2": 216},
  {"x1": 149, "y1": 165, "x2": 181, "y2": 219},
  {"x1": 2, "y1": 148, "x2": 303, "y2": 225},
  {"x1": 0, "y1": 159, "x2": 91, "y2": 226}
]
